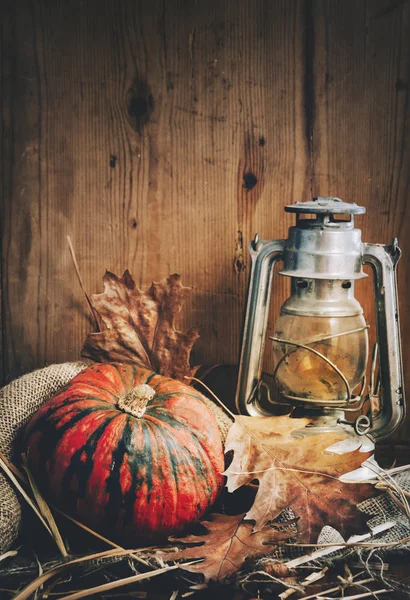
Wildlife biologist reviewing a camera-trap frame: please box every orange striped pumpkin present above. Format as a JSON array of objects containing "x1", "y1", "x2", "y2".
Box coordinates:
[{"x1": 24, "y1": 363, "x2": 224, "y2": 545}]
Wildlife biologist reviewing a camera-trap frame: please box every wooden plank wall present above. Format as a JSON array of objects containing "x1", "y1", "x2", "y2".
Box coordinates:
[{"x1": 1, "y1": 0, "x2": 409, "y2": 449}]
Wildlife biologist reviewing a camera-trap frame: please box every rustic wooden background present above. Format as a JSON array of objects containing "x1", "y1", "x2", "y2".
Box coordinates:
[{"x1": 1, "y1": 0, "x2": 409, "y2": 452}]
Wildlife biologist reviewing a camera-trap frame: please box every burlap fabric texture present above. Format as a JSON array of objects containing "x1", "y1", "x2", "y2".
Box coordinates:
[{"x1": 0, "y1": 361, "x2": 234, "y2": 554}]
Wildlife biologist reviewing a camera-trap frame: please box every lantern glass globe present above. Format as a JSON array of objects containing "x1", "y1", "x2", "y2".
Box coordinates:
[{"x1": 272, "y1": 311, "x2": 369, "y2": 405}]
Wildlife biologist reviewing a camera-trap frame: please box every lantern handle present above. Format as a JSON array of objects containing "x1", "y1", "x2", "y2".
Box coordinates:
[
  {"x1": 362, "y1": 240, "x2": 405, "y2": 440},
  {"x1": 235, "y1": 238, "x2": 286, "y2": 415}
]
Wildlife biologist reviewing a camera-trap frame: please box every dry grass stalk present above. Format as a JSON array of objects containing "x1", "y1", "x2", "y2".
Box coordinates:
[
  {"x1": 372, "y1": 463, "x2": 410, "y2": 528},
  {"x1": 50, "y1": 507, "x2": 121, "y2": 550},
  {"x1": 284, "y1": 523, "x2": 397, "y2": 564},
  {"x1": 49, "y1": 508, "x2": 151, "y2": 567},
  {"x1": 384, "y1": 487, "x2": 409, "y2": 515},
  {"x1": 33, "y1": 554, "x2": 44, "y2": 600},
  {"x1": 50, "y1": 511, "x2": 170, "y2": 566},
  {"x1": 286, "y1": 536, "x2": 410, "y2": 550},
  {"x1": 278, "y1": 567, "x2": 328, "y2": 599},
  {"x1": 14, "y1": 548, "x2": 153, "y2": 600},
  {"x1": 0, "y1": 549, "x2": 18, "y2": 564},
  {"x1": 370, "y1": 463, "x2": 410, "y2": 519},
  {"x1": 93, "y1": 593, "x2": 147, "y2": 599},
  {"x1": 187, "y1": 377, "x2": 236, "y2": 420},
  {"x1": 57, "y1": 561, "x2": 199, "y2": 600},
  {"x1": 377, "y1": 482, "x2": 410, "y2": 500},
  {"x1": 51, "y1": 503, "x2": 156, "y2": 567},
  {"x1": 387, "y1": 464, "x2": 410, "y2": 475},
  {"x1": 296, "y1": 573, "x2": 383, "y2": 600},
  {"x1": 0, "y1": 453, "x2": 53, "y2": 538},
  {"x1": 21, "y1": 454, "x2": 68, "y2": 558},
  {"x1": 326, "y1": 591, "x2": 389, "y2": 600},
  {"x1": 66, "y1": 235, "x2": 100, "y2": 332},
  {"x1": 41, "y1": 576, "x2": 71, "y2": 599},
  {"x1": 0, "y1": 452, "x2": 28, "y2": 484}
]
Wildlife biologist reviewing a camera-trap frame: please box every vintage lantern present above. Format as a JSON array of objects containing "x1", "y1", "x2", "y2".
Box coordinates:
[{"x1": 236, "y1": 197, "x2": 405, "y2": 439}]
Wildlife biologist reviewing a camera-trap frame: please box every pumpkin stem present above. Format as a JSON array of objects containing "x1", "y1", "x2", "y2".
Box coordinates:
[{"x1": 118, "y1": 384, "x2": 156, "y2": 418}]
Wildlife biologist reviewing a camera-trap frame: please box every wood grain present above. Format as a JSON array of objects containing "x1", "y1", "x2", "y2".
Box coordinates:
[
  {"x1": 1, "y1": 0, "x2": 409, "y2": 448},
  {"x1": 310, "y1": 0, "x2": 410, "y2": 442}
]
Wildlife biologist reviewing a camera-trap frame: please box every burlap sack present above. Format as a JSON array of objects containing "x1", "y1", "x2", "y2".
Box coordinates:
[
  {"x1": 0, "y1": 362, "x2": 90, "y2": 554},
  {"x1": 0, "y1": 362, "x2": 234, "y2": 554}
]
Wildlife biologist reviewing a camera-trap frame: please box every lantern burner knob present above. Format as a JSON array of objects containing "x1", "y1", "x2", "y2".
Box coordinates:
[{"x1": 285, "y1": 197, "x2": 366, "y2": 215}]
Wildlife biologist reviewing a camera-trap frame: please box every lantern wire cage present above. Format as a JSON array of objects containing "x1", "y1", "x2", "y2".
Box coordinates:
[{"x1": 256, "y1": 326, "x2": 383, "y2": 436}]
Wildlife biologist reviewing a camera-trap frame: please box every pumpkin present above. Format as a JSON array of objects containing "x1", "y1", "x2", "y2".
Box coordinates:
[{"x1": 23, "y1": 363, "x2": 224, "y2": 545}]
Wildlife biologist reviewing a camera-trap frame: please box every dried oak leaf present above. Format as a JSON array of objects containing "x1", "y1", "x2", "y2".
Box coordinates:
[
  {"x1": 165, "y1": 513, "x2": 296, "y2": 582},
  {"x1": 224, "y1": 415, "x2": 376, "y2": 543},
  {"x1": 81, "y1": 271, "x2": 199, "y2": 381}
]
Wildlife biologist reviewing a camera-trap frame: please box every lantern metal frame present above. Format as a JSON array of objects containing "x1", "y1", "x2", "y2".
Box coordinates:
[{"x1": 235, "y1": 197, "x2": 405, "y2": 440}]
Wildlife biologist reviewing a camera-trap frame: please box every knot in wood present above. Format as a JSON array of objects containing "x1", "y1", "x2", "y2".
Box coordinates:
[{"x1": 118, "y1": 384, "x2": 156, "y2": 418}]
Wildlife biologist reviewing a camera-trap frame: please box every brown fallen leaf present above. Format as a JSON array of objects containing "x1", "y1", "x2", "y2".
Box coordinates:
[
  {"x1": 165, "y1": 513, "x2": 296, "y2": 582},
  {"x1": 224, "y1": 415, "x2": 376, "y2": 543},
  {"x1": 81, "y1": 271, "x2": 199, "y2": 381}
]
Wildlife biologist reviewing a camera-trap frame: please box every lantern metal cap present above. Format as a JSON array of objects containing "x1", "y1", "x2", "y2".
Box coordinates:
[{"x1": 285, "y1": 197, "x2": 366, "y2": 215}]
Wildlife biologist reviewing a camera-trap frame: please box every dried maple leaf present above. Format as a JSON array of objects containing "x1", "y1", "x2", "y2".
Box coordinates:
[
  {"x1": 165, "y1": 513, "x2": 296, "y2": 582},
  {"x1": 224, "y1": 415, "x2": 376, "y2": 543},
  {"x1": 81, "y1": 271, "x2": 199, "y2": 381}
]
